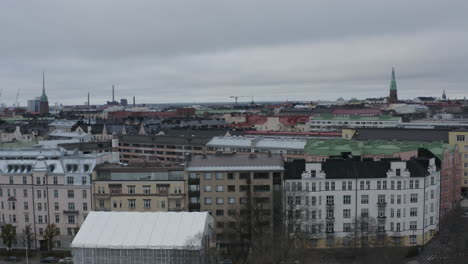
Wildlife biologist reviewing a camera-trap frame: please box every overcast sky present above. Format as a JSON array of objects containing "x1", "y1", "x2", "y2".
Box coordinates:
[{"x1": 1, "y1": 0, "x2": 467, "y2": 106}]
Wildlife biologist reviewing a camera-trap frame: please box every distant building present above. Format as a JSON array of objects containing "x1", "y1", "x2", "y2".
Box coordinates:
[
  {"x1": 309, "y1": 115, "x2": 401, "y2": 131},
  {"x1": 388, "y1": 68, "x2": 398, "y2": 104},
  {"x1": 448, "y1": 129, "x2": 468, "y2": 193},
  {"x1": 27, "y1": 97, "x2": 40, "y2": 113}
]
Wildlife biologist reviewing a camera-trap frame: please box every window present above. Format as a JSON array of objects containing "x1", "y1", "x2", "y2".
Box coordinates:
[
  {"x1": 82, "y1": 177, "x2": 87, "y2": 185},
  {"x1": 361, "y1": 195, "x2": 369, "y2": 204},
  {"x1": 343, "y1": 223, "x2": 351, "y2": 232},
  {"x1": 396, "y1": 223, "x2": 401, "y2": 232},
  {"x1": 366, "y1": 181, "x2": 370, "y2": 190},
  {"x1": 24, "y1": 202, "x2": 28, "y2": 210},
  {"x1": 326, "y1": 222, "x2": 334, "y2": 233},
  {"x1": 143, "y1": 199, "x2": 151, "y2": 209},
  {"x1": 360, "y1": 181, "x2": 364, "y2": 190},
  {"x1": 396, "y1": 209, "x2": 401, "y2": 218},
  {"x1": 204, "y1": 198, "x2": 212, "y2": 205},
  {"x1": 83, "y1": 203, "x2": 88, "y2": 211},
  {"x1": 68, "y1": 215, "x2": 75, "y2": 224},
  {"x1": 23, "y1": 189, "x2": 27, "y2": 198},
  {"x1": 53, "y1": 176, "x2": 58, "y2": 185},
  {"x1": 397, "y1": 181, "x2": 401, "y2": 190},
  {"x1": 311, "y1": 182, "x2": 316, "y2": 191},
  {"x1": 22, "y1": 176, "x2": 27, "y2": 184},
  {"x1": 67, "y1": 190, "x2": 74, "y2": 198},
  {"x1": 330, "y1": 182, "x2": 335, "y2": 191},
  {"x1": 410, "y1": 208, "x2": 418, "y2": 217},
  {"x1": 128, "y1": 199, "x2": 136, "y2": 208},
  {"x1": 431, "y1": 190, "x2": 434, "y2": 199},
  {"x1": 326, "y1": 195, "x2": 334, "y2": 205},
  {"x1": 361, "y1": 208, "x2": 369, "y2": 218},
  {"x1": 378, "y1": 207, "x2": 385, "y2": 217},
  {"x1": 128, "y1": 186, "x2": 135, "y2": 194},
  {"x1": 391, "y1": 181, "x2": 395, "y2": 190},
  {"x1": 348, "y1": 181, "x2": 352, "y2": 190},
  {"x1": 409, "y1": 180, "x2": 414, "y2": 189},
  {"x1": 216, "y1": 210, "x2": 224, "y2": 216},
  {"x1": 37, "y1": 203, "x2": 42, "y2": 211},
  {"x1": 228, "y1": 185, "x2": 235, "y2": 192},
  {"x1": 228, "y1": 197, "x2": 235, "y2": 204},
  {"x1": 377, "y1": 181, "x2": 381, "y2": 190},
  {"x1": 396, "y1": 169, "x2": 401, "y2": 176},
  {"x1": 204, "y1": 173, "x2": 212, "y2": 180},
  {"x1": 36, "y1": 177, "x2": 41, "y2": 185},
  {"x1": 343, "y1": 209, "x2": 351, "y2": 218},
  {"x1": 343, "y1": 195, "x2": 351, "y2": 204},
  {"x1": 326, "y1": 208, "x2": 334, "y2": 219},
  {"x1": 204, "y1": 185, "x2": 212, "y2": 192},
  {"x1": 456, "y1": 135, "x2": 465, "y2": 142},
  {"x1": 37, "y1": 190, "x2": 41, "y2": 198},
  {"x1": 68, "y1": 203, "x2": 75, "y2": 210},
  {"x1": 409, "y1": 235, "x2": 417, "y2": 245},
  {"x1": 54, "y1": 190, "x2": 59, "y2": 198},
  {"x1": 415, "y1": 180, "x2": 419, "y2": 189},
  {"x1": 216, "y1": 185, "x2": 224, "y2": 192},
  {"x1": 81, "y1": 190, "x2": 87, "y2": 199},
  {"x1": 410, "y1": 194, "x2": 418, "y2": 203},
  {"x1": 410, "y1": 221, "x2": 417, "y2": 230},
  {"x1": 325, "y1": 182, "x2": 329, "y2": 191},
  {"x1": 240, "y1": 197, "x2": 248, "y2": 204},
  {"x1": 67, "y1": 177, "x2": 74, "y2": 185},
  {"x1": 397, "y1": 195, "x2": 401, "y2": 204},
  {"x1": 227, "y1": 173, "x2": 235, "y2": 180},
  {"x1": 383, "y1": 181, "x2": 387, "y2": 190},
  {"x1": 54, "y1": 202, "x2": 59, "y2": 211},
  {"x1": 216, "y1": 173, "x2": 223, "y2": 180},
  {"x1": 143, "y1": 186, "x2": 151, "y2": 194},
  {"x1": 342, "y1": 181, "x2": 346, "y2": 190},
  {"x1": 378, "y1": 194, "x2": 385, "y2": 204},
  {"x1": 216, "y1": 197, "x2": 224, "y2": 204}
]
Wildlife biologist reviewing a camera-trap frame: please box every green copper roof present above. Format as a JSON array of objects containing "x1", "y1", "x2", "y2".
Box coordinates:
[
  {"x1": 311, "y1": 114, "x2": 400, "y2": 121},
  {"x1": 390, "y1": 67, "x2": 397, "y2": 91},
  {"x1": 304, "y1": 139, "x2": 453, "y2": 161}
]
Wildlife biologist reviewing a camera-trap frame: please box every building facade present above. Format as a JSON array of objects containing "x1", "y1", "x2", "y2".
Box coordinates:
[
  {"x1": 92, "y1": 163, "x2": 186, "y2": 212},
  {"x1": 309, "y1": 115, "x2": 401, "y2": 132},
  {"x1": 449, "y1": 129, "x2": 468, "y2": 193},
  {"x1": 0, "y1": 148, "x2": 111, "y2": 250},
  {"x1": 185, "y1": 153, "x2": 284, "y2": 245},
  {"x1": 285, "y1": 158, "x2": 440, "y2": 248}
]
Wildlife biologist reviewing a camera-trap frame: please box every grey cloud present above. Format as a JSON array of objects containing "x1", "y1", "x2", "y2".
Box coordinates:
[{"x1": 0, "y1": 0, "x2": 467, "y2": 105}]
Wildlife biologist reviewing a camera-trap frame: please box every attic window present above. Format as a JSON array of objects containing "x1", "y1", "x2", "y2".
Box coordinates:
[
  {"x1": 396, "y1": 169, "x2": 401, "y2": 176},
  {"x1": 311, "y1": 170, "x2": 316, "y2": 177},
  {"x1": 49, "y1": 165, "x2": 56, "y2": 172},
  {"x1": 66, "y1": 165, "x2": 72, "y2": 172},
  {"x1": 73, "y1": 164, "x2": 78, "y2": 172},
  {"x1": 83, "y1": 164, "x2": 90, "y2": 172}
]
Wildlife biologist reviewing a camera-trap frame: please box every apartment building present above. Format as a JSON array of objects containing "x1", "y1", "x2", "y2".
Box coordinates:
[
  {"x1": 285, "y1": 157, "x2": 440, "y2": 248},
  {"x1": 115, "y1": 134, "x2": 209, "y2": 164},
  {"x1": 304, "y1": 139, "x2": 460, "y2": 216},
  {"x1": 0, "y1": 148, "x2": 111, "y2": 250},
  {"x1": 206, "y1": 136, "x2": 307, "y2": 161},
  {"x1": 92, "y1": 163, "x2": 186, "y2": 212},
  {"x1": 185, "y1": 153, "x2": 284, "y2": 245},
  {"x1": 449, "y1": 129, "x2": 468, "y2": 193},
  {"x1": 309, "y1": 115, "x2": 401, "y2": 131}
]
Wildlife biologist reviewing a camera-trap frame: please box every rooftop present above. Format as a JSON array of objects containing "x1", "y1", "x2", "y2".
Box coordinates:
[
  {"x1": 351, "y1": 128, "x2": 449, "y2": 143},
  {"x1": 186, "y1": 153, "x2": 284, "y2": 172},
  {"x1": 311, "y1": 114, "x2": 401, "y2": 121}
]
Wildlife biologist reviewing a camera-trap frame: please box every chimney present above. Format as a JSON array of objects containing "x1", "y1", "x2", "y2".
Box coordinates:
[
  {"x1": 133, "y1": 96, "x2": 136, "y2": 107},
  {"x1": 112, "y1": 84, "x2": 115, "y2": 102}
]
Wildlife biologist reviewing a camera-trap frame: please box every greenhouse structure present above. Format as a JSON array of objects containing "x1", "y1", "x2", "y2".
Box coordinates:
[{"x1": 71, "y1": 211, "x2": 213, "y2": 264}]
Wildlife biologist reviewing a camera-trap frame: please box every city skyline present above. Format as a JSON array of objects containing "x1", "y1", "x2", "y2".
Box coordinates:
[{"x1": 1, "y1": 0, "x2": 467, "y2": 105}]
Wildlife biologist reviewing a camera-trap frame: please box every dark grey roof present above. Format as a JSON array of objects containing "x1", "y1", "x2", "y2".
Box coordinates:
[
  {"x1": 321, "y1": 158, "x2": 430, "y2": 179},
  {"x1": 119, "y1": 134, "x2": 211, "y2": 146},
  {"x1": 352, "y1": 128, "x2": 449, "y2": 143},
  {"x1": 187, "y1": 153, "x2": 284, "y2": 169}
]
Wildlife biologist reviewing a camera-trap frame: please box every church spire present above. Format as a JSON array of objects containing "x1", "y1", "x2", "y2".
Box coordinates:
[
  {"x1": 388, "y1": 67, "x2": 398, "y2": 103},
  {"x1": 40, "y1": 71, "x2": 48, "y2": 102}
]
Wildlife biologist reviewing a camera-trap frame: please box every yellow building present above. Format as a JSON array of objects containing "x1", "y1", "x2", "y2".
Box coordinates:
[
  {"x1": 449, "y1": 129, "x2": 468, "y2": 192},
  {"x1": 92, "y1": 163, "x2": 186, "y2": 212}
]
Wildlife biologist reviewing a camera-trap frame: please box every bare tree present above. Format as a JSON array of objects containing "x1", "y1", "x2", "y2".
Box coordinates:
[
  {"x1": 43, "y1": 224, "x2": 57, "y2": 251},
  {"x1": 1, "y1": 224, "x2": 16, "y2": 250},
  {"x1": 21, "y1": 224, "x2": 35, "y2": 252}
]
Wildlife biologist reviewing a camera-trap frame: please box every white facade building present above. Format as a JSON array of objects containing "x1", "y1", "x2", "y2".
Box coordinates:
[
  {"x1": 0, "y1": 148, "x2": 112, "y2": 250},
  {"x1": 309, "y1": 116, "x2": 402, "y2": 131},
  {"x1": 285, "y1": 158, "x2": 440, "y2": 248}
]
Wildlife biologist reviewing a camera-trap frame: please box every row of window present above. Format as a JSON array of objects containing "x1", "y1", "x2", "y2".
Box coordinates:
[
  {"x1": 2, "y1": 213, "x2": 84, "y2": 225},
  {"x1": 287, "y1": 178, "x2": 429, "y2": 192},
  {"x1": 3, "y1": 175, "x2": 88, "y2": 185},
  {"x1": 0, "y1": 188, "x2": 88, "y2": 200}
]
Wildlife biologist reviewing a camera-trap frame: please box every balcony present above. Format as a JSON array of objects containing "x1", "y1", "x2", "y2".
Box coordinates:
[
  {"x1": 377, "y1": 215, "x2": 387, "y2": 219},
  {"x1": 188, "y1": 191, "x2": 200, "y2": 197},
  {"x1": 63, "y1": 210, "x2": 79, "y2": 215},
  {"x1": 326, "y1": 216, "x2": 335, "y2": 220},
  {"x1": 188, "y1": 178, "x2": 200, "y2": 185},
  {"x1": 188, "y1": 203, "x2": 200, "y2": 211},
  {"x1": 326, "y1": 203, "x2": 335, "y2": 208},
  {"x1": 377, "y1": 201, "x2": 387, "y2": 206}
]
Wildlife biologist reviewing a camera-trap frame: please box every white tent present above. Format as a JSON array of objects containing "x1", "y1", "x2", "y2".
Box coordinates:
[{"x1": 71, "y1": 211, "x2": 213, "y2": 264}]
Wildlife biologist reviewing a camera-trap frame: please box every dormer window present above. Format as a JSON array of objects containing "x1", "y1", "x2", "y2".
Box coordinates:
[
  {"x1": 396, "y1": 169, "x2": 401, "y2": 176},
  {"x1": 66, "y1": 165, "x2": 72, "y2": 172},
  {"x1": 73, "y1": 164, "x2": 78, "y2": 172},
  {"x1": 311, "y1": 170, "x2": 316, "y2": 178},
  {"x1": 83, "y1": 164, "x2": 90, "y2": 172},
  {"x1": 49, "y1": 165, "x2": 55, "y2": 172}
]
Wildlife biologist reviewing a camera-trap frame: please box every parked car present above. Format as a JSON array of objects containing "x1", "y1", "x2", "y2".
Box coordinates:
[
  {"x1": 59, "y1": 257, "x2": 73, "y2": 263},
  {"x1": 40, "y1": 256, "x2": 58, "y2": 263}
]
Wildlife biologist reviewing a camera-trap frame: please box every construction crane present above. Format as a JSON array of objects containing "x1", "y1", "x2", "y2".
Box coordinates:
[
  {"x1": 230, "y1": 96, "x2": 247, "y2": 106},
  {"x1": 14, "y1": 88, "x2": 20, "y2": 107}
]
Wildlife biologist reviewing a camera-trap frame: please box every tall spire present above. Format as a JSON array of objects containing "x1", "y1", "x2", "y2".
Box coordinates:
[
  {"x1": 40, "y1": 71, "x2": 48, "y2": 102},
  {"x1": 390, "y1": 67, "x2": 397, "y2": 91}
]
